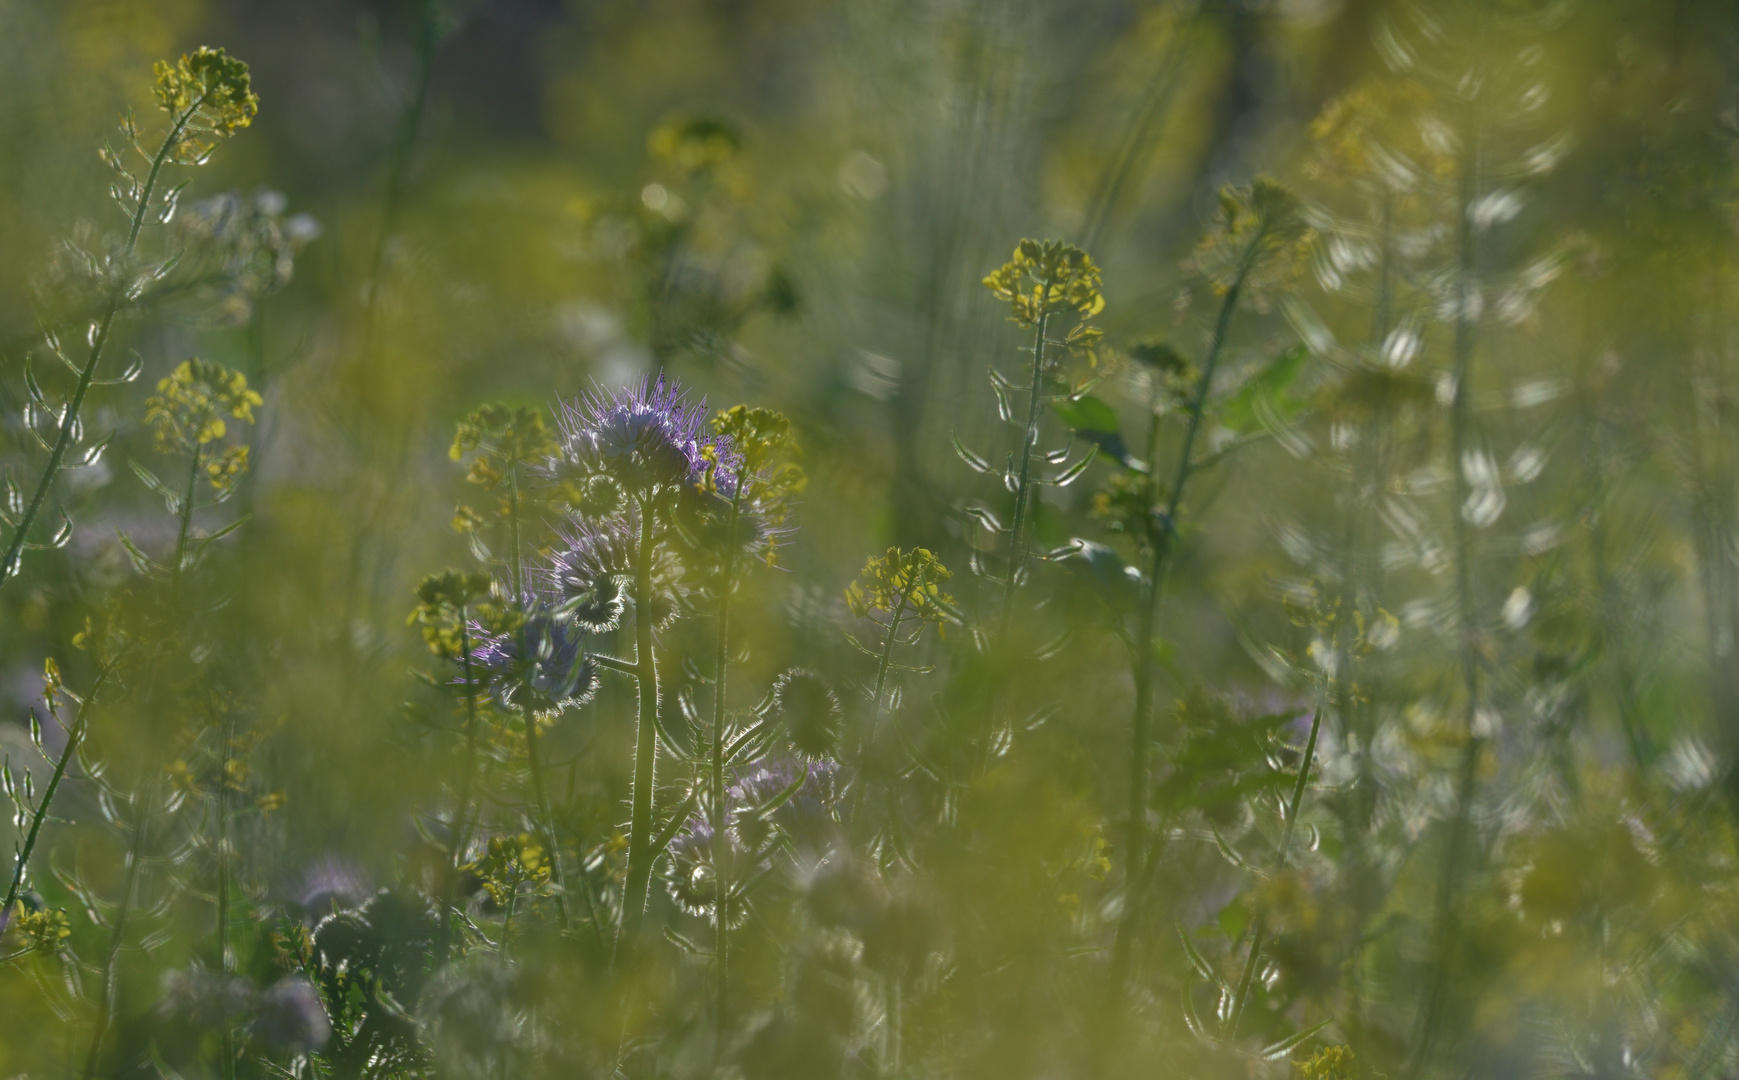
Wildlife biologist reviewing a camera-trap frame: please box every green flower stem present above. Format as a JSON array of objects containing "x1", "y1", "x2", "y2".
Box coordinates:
[
  {"x1": 508, "y1": 463, "x2": 572, "y2": 932},
  {"x1": 1224, "y1": 705, "x2": 1324, "y2": 1043},
  {"x1": 216, "y1": 706, "x2": 237, "y2": 1080},
  {"x1": 3, "y1": 658, "x2": 120, "y2": 914},
  {"x1": 440, "y1": 613, "x2": 484, "y2": 961},
  {"x1": 2, "y1": 92, "x2": 208, "y2": 588},
  {"x1": 712, "y1": 473, "x2": 745, "y2": 1038},
  {"x1": 1410, "y1": 118, "x2": 1487, "y2": 1078},
  {"x1": 1109, "y1": 235, "x2": 1261, "y2": 995},
  {"x1": 850, "y1": 585, "x2": 913, "y2": 828},
  {"x1": 80, "y1": 789, "x2": 153, "y2": 1080},
  {"x1": 168, "y1": 443, "x2": 202, "y2": 612},
  {"x1": 618, "y1": 498, "x2": 662, "y2": 957},
  {"x1": 999, "y1": 283, "x2": 1054, "y2": 637}
]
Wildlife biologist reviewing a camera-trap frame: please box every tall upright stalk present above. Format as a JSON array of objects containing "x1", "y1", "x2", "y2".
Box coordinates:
[
  {"x1": 1109, "y1": 236, "x2": 1261, "y2": 994},
  {"x1": 168, "y1": 445, "x2": 202, "y2": 613},
  {"x1": 80, "y1": 789, "x2": 153, "y2": 1080},
  {"x1": 215, "y1": 706, "x2": 236, "y2": 1080},
  {"x1": 506, "y1": 464, "x2": 572, "y2": 932},
  {"x1": 1, "y1": 92, "x2": 210, "y2": 586},
  {"x1": 618, "y1": 500, "x2": 662, "y2": 955},
  {"x1": 850, "y1": 585, "x2": 914, "y2": 829},
  {"x1": 440, "y1": 615, "x2": 484, "y2": 962},
  {"x1": 999, "y1": 286, "x2": 1054, "y2": 636},
  {"x1": 1341, "y1": 191, "x2": 1397, "y2": 1043},
  {"x1": 1410, "y1": 107, "x2": 1487, "y2": 1078},
  {"x1": 1224, "y1": 706, "x2": 1325, "y2": 1042},
  {"x1": 711, "y1": 474, "x2": 744, "y2": 1036}
]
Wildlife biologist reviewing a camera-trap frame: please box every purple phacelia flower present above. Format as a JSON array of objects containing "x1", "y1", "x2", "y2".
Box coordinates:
[
  {"x1": 663, "y1": 756, "x2": 846, "y2": 920},
  {"x1": 664, "y1": 820, "x2": 728, "y2": 920},
  {"x1": 553, "y1": 374, "x2": 739, "y2": 497},
  {"x1": 471, "y1": 592, "x2": 602, "y2": 710},
  {"x1": 253, "y1": 977, "x2": 332, "y2": 1052},
  {"x1": 727, "y1": 755, "x2": 845, "y2": 853},
  {"x1": 542, "y1": 512, "x2": 687, "y2": 631}
]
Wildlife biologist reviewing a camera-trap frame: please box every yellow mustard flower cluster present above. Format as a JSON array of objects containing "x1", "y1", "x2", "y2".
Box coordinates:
[
  {"x1": 1296, "y1": 1045, "x2": 1361, "y2": 1080},
  {"x1": 469, "y1": 833, "x2": 551, "y2": 907},
  {"x1": 3, "y1": 902, "x2": 71, "y2": 959},
  {"x1": 407, "y1": 570, "x2": 510, "y2": 661},
  {"x1": 152, "y1": 46, "x2": 259, "y2": 135},
  {"x1": 845, "y1": 547, "x2": 955, "y2": 624},
  {"x1": 1196, "y1": 178, "x2": 1314, "y2": 304},
  {"x1": 709, "y1": 405, "x2": 806, "y2": 517},
  {"x1": 145, "y1": 358, "x2": 261, "y2": 449},
  {"x1": 982, "y1": 239, "x2": 1105, "y2": 329}
]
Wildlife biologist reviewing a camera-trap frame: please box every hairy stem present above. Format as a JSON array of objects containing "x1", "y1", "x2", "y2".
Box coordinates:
[
  {"x1": 712, "y1": 475, "x2": 744, "y2": 1039},
  {"x1": 618, "y1": 500, "x2": 662, "y2": 955},
  {"x1": 2, "y1": 95, "x2": 207, "y2": 587}
]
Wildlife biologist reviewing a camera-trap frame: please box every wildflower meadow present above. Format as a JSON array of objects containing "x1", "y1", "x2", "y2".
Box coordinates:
[{"x1": 3, "y1": 2, "x2": 1737, "y2": 1079}]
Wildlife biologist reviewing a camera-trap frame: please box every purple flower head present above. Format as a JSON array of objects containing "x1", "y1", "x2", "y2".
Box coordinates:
[
  {"x1": 553, "y1": 374, "x2": 739, "y2": 497},
  {"x1": 728, "y1": 755, "x2": 845, "y2": 852},
  {"x1": 471, "y1": 591, "x2": 602, "y2": 710},
  {"x1": 663, "y1": 819, "x2": 724, "y2": 919},
  {"x1": 253, "y1": 977, "x2": 332, "y2": 1053},
  {"x1": 543, "y1": 511, "x2": 687, "y2": 631},
  {"x1": 159, "y1": 967, "x2": 253, "y2": 1028}
]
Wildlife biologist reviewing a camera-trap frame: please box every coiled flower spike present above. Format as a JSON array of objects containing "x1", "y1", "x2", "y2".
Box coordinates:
[{"x1": 552, "y1": 374, "x2": 740, "y2": 498}]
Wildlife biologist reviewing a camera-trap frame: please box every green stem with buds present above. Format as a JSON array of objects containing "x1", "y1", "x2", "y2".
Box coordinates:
[
  {"x1": 4, "y1": 660, "x2": 120, "y2": 914},
  {"x1": 2, "y1": 93, "x2": 208, "y2": 588},
  {"x1": 169, "y1": 444, "x2": 202, "y2": 612}
]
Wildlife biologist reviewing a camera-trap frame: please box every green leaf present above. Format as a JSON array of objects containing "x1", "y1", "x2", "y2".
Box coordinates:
[
  {"x1": 1176, "y1": 923, "x2": 1218, "y2": 984},
  {"x1": 116, "y1": 530, "x2": 161, "y2": 575},
  {"x1": 1218, "y1": 344, "x2": 1308, "y2": 435},
  {"x1": 1217, "y1": 899, "x2": 1248, "y2": 942},
  {"x1": 650, "y1": 789, "x2": 701, "y2": 856},
  {"x1": 1052, "y1": 394, "x2": 1120, "y2": 434},
  {"x1": 1260, "y1": 1018, "x2": 1334, "y2": 1060}
]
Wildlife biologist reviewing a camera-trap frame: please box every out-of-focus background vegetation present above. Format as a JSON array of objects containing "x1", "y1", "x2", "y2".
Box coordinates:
[{"x1": 8, "y1": 0, "x2": 1739, "y2": 1077}]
